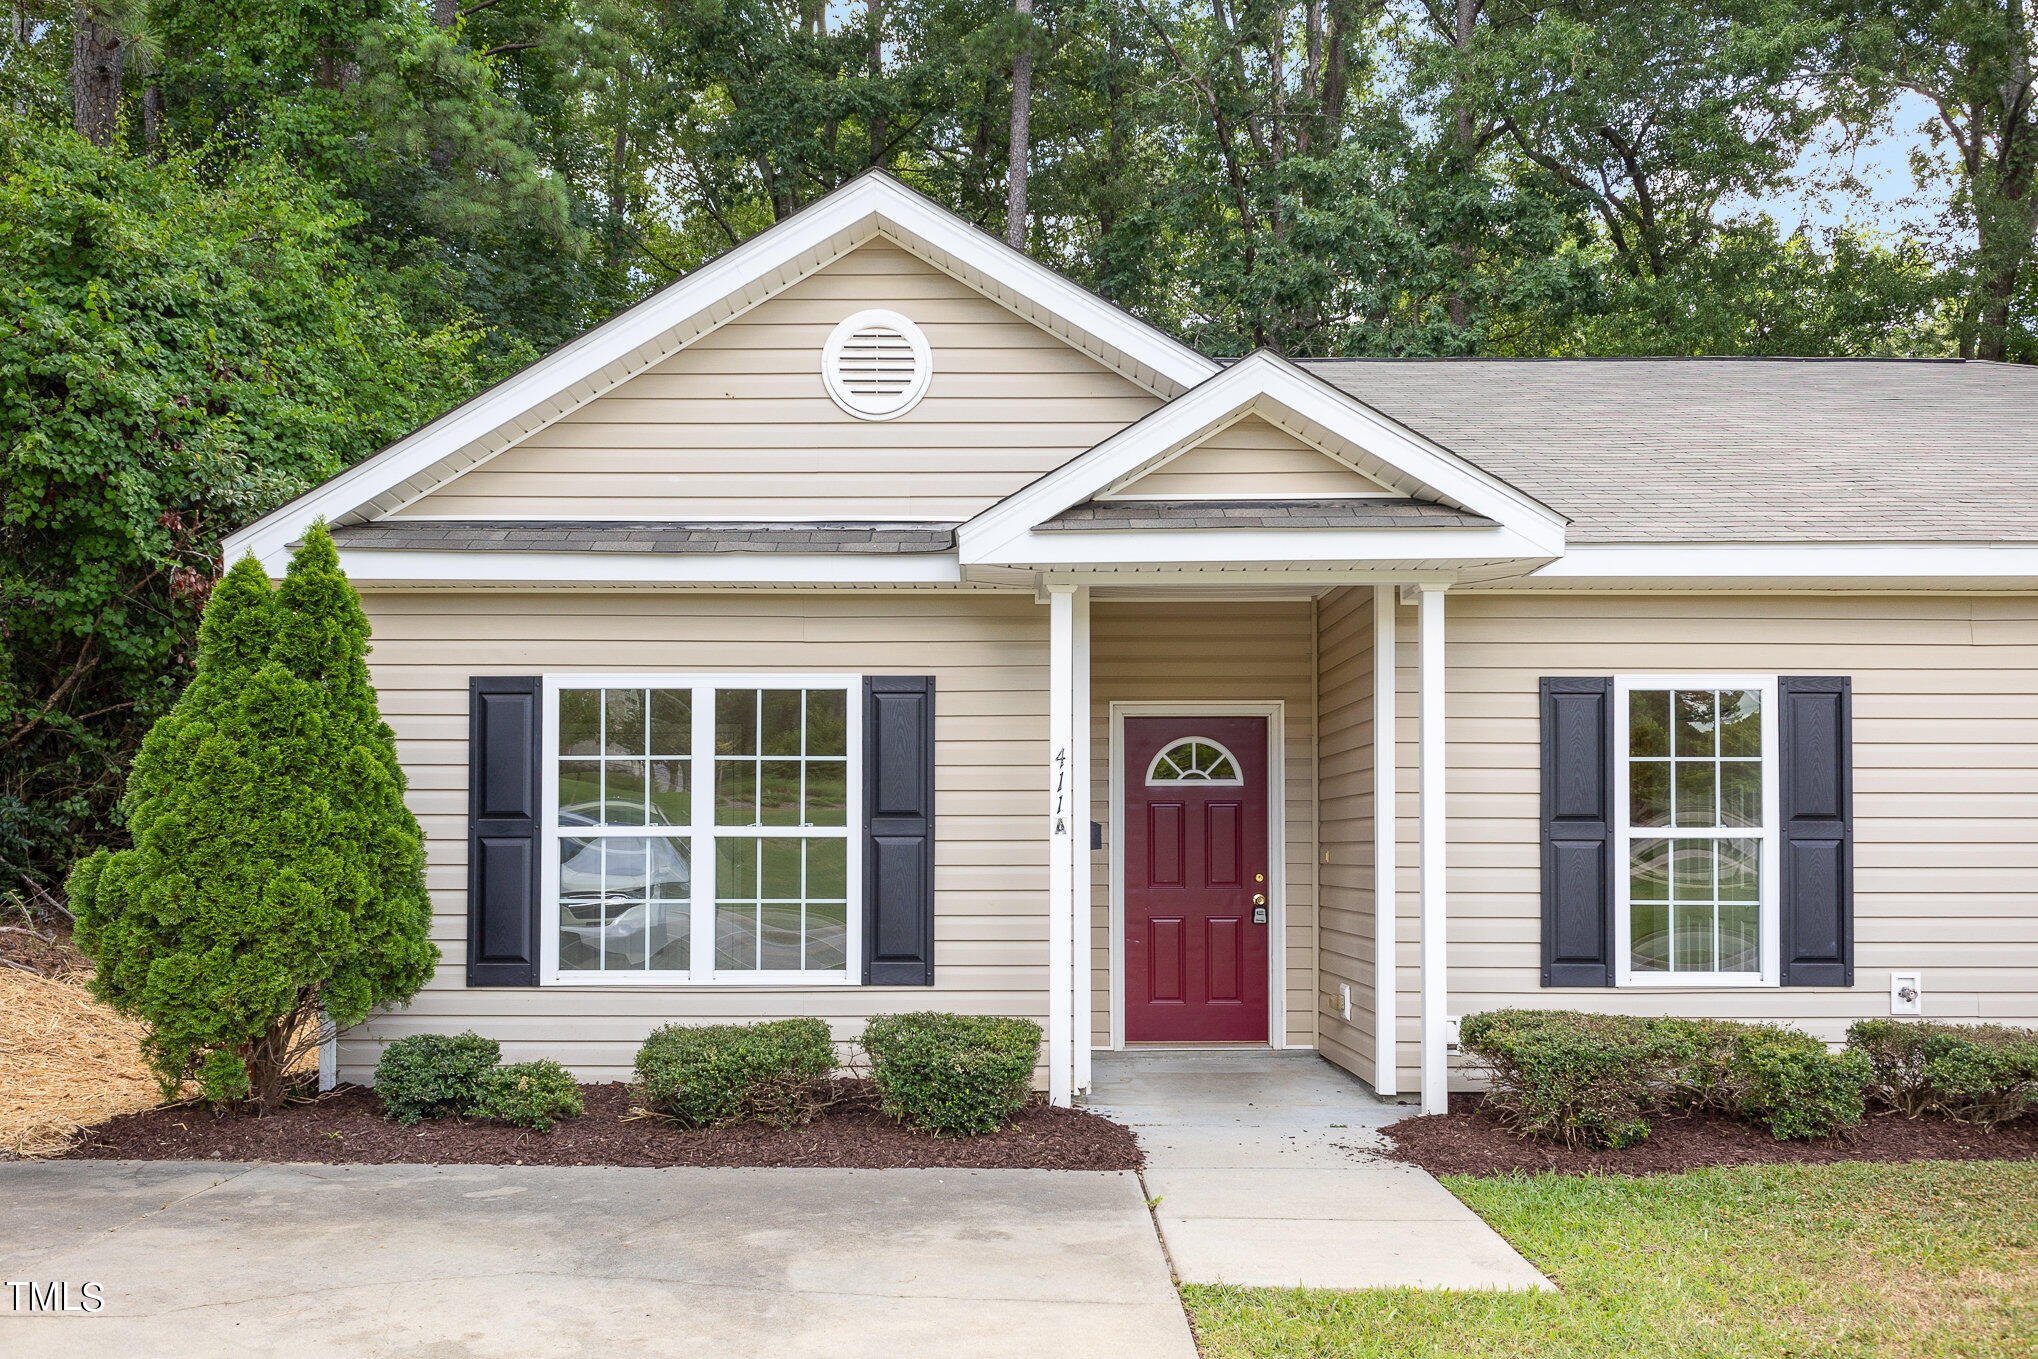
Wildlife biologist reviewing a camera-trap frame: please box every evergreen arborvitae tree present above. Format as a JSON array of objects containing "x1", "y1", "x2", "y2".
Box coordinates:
[{"x1": 68, "y1": 526, "x2": 435, "y2": 1111}]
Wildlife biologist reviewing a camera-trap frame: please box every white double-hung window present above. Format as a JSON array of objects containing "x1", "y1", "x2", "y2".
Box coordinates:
[
  {"x1": 1614, "y1": 675, "x2": 1780, "y2": 987},
  {"x1": 540, "y1": 675, "x2": 861, "y2": 984}
]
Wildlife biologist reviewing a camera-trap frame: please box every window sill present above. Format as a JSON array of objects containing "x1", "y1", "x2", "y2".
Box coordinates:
[
  {"x1": 539, "y1": 974, "x2": 856, "y2": 988},
  {"x1": 1615, "y1": 975, "x2": 1777, "y2": 989}
]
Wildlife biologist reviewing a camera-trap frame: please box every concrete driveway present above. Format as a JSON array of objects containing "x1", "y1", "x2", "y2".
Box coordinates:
[{"x1": 0, "y1": 1161, "x2": 1197, "y2": 1359}]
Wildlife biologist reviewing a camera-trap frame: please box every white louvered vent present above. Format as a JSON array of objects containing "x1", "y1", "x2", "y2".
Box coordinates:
[{"x1": 822, "y1": 309, "x2": 932, "y2": 420}]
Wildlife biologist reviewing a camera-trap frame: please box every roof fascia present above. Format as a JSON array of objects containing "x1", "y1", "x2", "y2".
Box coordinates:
[
  {"x1": 967, "y1": 523, "x2": 1556, "y2": 569},
  {"x1": 223, "y1": 172, "x2": 1218, "y2": 574},
  {"x1": 329, "y1": 548, "x2": 965, "y2": 587},
  {"x1": 957, "y1": 351, "x2": 1568, "y2": 564},
  {"x1": 1528, "y1": 542, "x2": 2038, "y2": 585}
]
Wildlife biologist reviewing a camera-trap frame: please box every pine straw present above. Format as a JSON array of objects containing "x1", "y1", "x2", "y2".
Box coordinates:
[{"x1": 0, "y1": 968, "x2": 165, "y2": 1159}]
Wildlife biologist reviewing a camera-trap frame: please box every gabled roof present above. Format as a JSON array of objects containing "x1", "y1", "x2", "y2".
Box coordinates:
[
  {"x1": 223, "y1": 171, "x2": 1219, "y2": 573},
  {"x1": 1300, "y1": 357, "x2": 2038, "y2": 544},
  {"x1": 956, "y1": 351, "x2": 1567, "y2": 570}
]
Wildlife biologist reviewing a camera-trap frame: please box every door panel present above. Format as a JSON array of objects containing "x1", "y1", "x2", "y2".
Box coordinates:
[{"x1": 1124, "y1": 715, "x2": 1270, "y2": 1042}]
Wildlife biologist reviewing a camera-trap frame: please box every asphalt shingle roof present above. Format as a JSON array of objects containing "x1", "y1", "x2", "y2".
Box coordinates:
[
  {"x1": 326, "y1": 521, "x2": 958, "y2": 554},
  {"x1": 1295, "y1": 358, "x2": 2038, "y2": 544},
  {"x1": 1036, "y1": 498, "x2": 1496, "y2": 531}
]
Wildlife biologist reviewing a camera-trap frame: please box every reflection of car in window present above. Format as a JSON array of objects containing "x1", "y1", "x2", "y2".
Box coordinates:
[{"x1": 557, "y1": 805, "x2": 690, "y2": 971}]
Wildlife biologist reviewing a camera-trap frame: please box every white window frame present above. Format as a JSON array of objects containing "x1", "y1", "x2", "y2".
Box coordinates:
[
  {"x1": 1143, "y1": 736, "x2": 1246, "y2": 786},
  {"x1": 538, "y1": 673, "x2": 864, "y2": 987},
  {"x1": 1613, "y1": 673, "x2": 1781, "y2": 989}
]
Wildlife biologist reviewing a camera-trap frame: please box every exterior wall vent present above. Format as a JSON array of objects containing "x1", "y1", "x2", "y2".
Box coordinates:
[{"x1": 822, "y1": 309, "x2": 933, "y2": 420}]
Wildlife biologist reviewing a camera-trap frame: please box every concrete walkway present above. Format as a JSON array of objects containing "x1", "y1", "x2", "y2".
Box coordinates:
[
  {"x1": 1085, "y1": 1050, "x2": 1553, "y2": 1291},
  {"x1": 0, "y1": 1161, "x2": 1197, "y2": 1358}
]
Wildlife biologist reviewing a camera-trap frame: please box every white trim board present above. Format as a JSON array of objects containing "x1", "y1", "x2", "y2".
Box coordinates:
[
  {"x1": 222, "y1": 171, "x2": 1219, "y2": 575},
  {"x1": 1106, "y1": 701, "x2": 1292, "y2": 1052},
  {"x1": 958, "y1": 351, "x2": 1568, "y2": 568}
]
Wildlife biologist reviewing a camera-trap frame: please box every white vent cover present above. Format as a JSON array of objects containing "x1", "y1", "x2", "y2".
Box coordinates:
[{"x1": 822, "y1": 309, "x2": 932, "y2": 420}]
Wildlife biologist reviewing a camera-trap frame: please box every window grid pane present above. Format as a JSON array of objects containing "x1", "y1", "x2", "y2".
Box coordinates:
[
  {"x1": 1625, "y1": 685, "x2": 1765, "y2": 979},
  {"x1": 557, "y1": 682, "x2": 852, "y2": 981}
]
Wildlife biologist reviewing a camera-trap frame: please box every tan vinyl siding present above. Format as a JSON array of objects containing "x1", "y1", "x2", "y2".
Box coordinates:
[
  {"x1": 342, "y1": 590, "x2": 1050, "y2": 1083},
  {"x1": 1106, "y1": 415, "x2": 1394, "y2": 500},
  {"x1": 1313, "y1": 587, "x2": 1376, "y2": 1084},
  {"x1": 394, "y1": 242, "x2": 1161, "y2": 523},
  {"x1": 1390, "y1": 592, "x2": 2038, "y2": 1092},
  {"x1": 1087, "y1": 600, "x2": 1319, "y2": 1048}
]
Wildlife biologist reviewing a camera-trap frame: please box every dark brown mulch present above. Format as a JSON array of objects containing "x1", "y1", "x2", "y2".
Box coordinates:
[
  {"x1": 67, "y1": 1080, "x2": 1142, "y2": 1170},
  {"x1": 1383, "y1": 1092, "x2": 2038, "y2": 1178}
]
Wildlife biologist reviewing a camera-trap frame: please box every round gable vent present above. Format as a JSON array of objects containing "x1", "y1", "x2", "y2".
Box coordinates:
[{"x1": 822, "y1": 309, "x2": 933, "y2": 420}]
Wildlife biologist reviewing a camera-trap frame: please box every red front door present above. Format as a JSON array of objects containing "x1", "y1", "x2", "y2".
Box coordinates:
[{"x1": 1123, "y1": 715, "x2": 1270, "y2": 1042}]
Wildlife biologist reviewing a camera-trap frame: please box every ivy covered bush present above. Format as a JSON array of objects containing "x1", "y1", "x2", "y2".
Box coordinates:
[
  {"x1": 1460, "y1": 1010, "x2": 1868, "y2": 1148},
  {"x1": 67, "y1": 528, "x2": 435, "y2": 1111},
  {"x1": 631, "y1": 1019, "x2": 838, "y2": 1129},
  {"x1": 474, "y1": 1061, "x2": 586, "y2": 1132},
  {"x1": 860, "y1": 1012, "x2": 1041, "y2": 1136},
  {"x1": 374, "y1": 1033, "x2": 502, "y2": 1126},
  {"x1": 1849, "y1": 1019, "x2": 2038, "y2": 1128}
]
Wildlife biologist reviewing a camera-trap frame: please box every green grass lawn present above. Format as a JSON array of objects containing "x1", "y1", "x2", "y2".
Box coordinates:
[{"x1": 1183, "y1": 1161, "x2": 2038, "y2": 1359}]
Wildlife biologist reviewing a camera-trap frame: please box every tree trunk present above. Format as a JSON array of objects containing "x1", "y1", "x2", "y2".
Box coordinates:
[
  {"x1": 428, "y1": 0, "x2": 458, "y2": 172},
  {"x1": 1446, "y1": 0, "x2": 1481, "y2": 330},
  {"x1": 868, "y1": 0, "x2": 887, "y2": 166},
  {"x1": 141, "y1": 80, "x2": 163, "y2": 157},
  {"x1": 1005, "y1": 0, "x2": 1033, "y2": 250},
  {"x1": 70, "y1": 4, "x2": 123, "y2": 147}
]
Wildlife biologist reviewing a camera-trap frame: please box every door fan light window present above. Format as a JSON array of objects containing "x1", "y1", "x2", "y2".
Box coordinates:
[
  {"x1": 822, "y1": 309, "x2": 932, "y2": 420},
  {"x1": 546, "y1": 677, "x2": 859, "y2": 984},
  {"x1": 1146, "y1": 737, "x2": 1243, "y2": 785}
]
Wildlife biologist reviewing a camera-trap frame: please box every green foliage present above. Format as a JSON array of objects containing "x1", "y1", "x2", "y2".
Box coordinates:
[
  {"x1": 859, "y1": 1012, "x2": 1040, "y2": 1137},
  {"x1": 1458, "y1": 1010, "x2": 1690, "y2": 1149},
  {"x1": 374, "y1": 1032, "x2": 503, "y2": 1126},
  {"x1": 630, "y1": 1018, "x2": 838, "y2": 1129},
  {"x1": 66, "y1": 527, "x2": 437, "y2": 1111},
  {"x1": 1847, "y1": 1018, "x2": 2038, "y2": 1128},
  {"x1": 0, "y1": 119, "x2": 495, "y2": 902},
  {"x1": 474, "y1": 1059, "x2": 586, "y2": 1131},
  {"x1": 1462, "y1": 1010, "x2": 1868, "y2": 1147}
]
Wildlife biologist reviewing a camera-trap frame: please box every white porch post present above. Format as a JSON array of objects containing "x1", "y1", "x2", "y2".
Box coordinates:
[
  {"x1": 1372, "y1": 586, "x2": 1398, "y2": 1096},
  {"x1": 1416, "y1": 584, "x2": 1449, "y2": 1115},
  {"x1": 1046, "y1": 583, "x2": 1077, "y2": 1107},
  {"x1": 1072, "y1": 587, "x2": 1093, "y2": 1093}
]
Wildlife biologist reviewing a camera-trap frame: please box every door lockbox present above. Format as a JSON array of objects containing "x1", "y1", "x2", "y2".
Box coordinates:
[{"x1": 1251, "y1": 905, "x2": 1268, "y2": 925}]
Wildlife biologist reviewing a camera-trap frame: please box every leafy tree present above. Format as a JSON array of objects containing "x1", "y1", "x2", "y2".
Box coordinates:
[
  {"x1": 67, "y1": 529, "x2": 435, "y2": 1112},
  {"x1": 0, "y1": 119, "x2": 493, "y2": 900},
  {"x1": 1840, "y1": 0, "x2": 2038, "y2": 361}
]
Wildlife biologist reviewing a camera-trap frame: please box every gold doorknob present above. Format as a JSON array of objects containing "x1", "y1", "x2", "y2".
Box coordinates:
[{"x1": 1252, "y1": 893, "x2": 1267, "y2": 905}]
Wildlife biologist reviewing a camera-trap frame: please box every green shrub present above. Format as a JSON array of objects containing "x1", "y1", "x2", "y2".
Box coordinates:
[
  {"x1": 374, "y1": 1033, "x2": 501, "y2": 1125},
  {"x1": 1716, "y1": 1026, "x2": 1869, "y2": 1141},
  {"x1": 631, "y1": 1019, "x2": 837, "y2": 1129},
  {"x1": 859, "y1": 1012, "x2": 1041, "y2": 1136},
  {"x1": 473, "y1": 1060, "x2": 585, "y2": 1132},
  {"x1": 66, "y1": 530, "x2": 435, "y2": 1111},
  {"x1": 1848, "y1": 1019, "x2": 2038, "y2": 1128},
  {"x1": 1458, "y1": 1010, "x2": 1692, "y2": 1149}
]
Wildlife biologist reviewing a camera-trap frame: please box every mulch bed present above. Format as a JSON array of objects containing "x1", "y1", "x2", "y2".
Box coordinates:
[
  {"x1": 67, "y1": 1079, "x2": 1142, "y2": 1171},
  {"x1": 1384, "y1": 1092, "x2": 2038, "y2": 1178}
]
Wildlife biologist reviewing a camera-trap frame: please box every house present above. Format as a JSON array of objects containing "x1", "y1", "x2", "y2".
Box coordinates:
[{"x1": 224, "y1": 172, "x2": 2038, "y2": 1115}]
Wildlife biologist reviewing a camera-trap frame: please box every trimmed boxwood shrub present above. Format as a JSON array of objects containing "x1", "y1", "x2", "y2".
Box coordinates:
[
  {"x1": 374, "y1": 1032, "x2": 501, "y2": 1125},
  {"x1": 860, "y1": 1012, "x2": 1041, "y2": 1136},
  {"x1": 1849, "y1": 1019, "x2": 2038, "y2": 1128},
  {"x1": 631, "y1": 1019, "x2": 837, "y2": 1129},
  {"x1": 1461, "y1": 1010, "x2": 1868, "y2": 1148},
  {"x1": 474, "y1": 1060, "x2": 585, "y2": 1131},
  {"x1": 1458, "y1": 1010, "x2": 1690, "y2": 1149}
]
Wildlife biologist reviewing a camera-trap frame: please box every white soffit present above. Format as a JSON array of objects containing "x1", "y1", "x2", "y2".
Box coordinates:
[
  {"x1": 222, "y1": 172, "x2": 1219, "y2": 573},
  {"x1": 957, "y1": 350, "x2": 1570, "y2": 566}
]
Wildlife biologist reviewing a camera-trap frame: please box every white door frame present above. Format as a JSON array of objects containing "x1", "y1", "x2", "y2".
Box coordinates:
[{"x1": 1107, "y1": 701, "x2": 1289, "y2": 1051}]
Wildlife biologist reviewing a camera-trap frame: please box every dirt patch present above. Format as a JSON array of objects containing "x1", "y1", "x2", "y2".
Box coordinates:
[
  {"x1": 69, "y1": 1080, "x2": 1143, "y2": 1170},
  {"x1": 1384, "y1": 1093, "x2": 2038, "y2": 1178},
  {"x1": 0, "y1": 968, "x2": 165, "y2": 1159}
]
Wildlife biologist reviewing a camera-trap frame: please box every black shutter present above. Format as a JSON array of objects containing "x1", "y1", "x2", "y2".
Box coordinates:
[
  {"x1": 1541, "y1": 677, "x2": 1616, "y2": 986},
  {"x1": 863, "y1": 675, "x2": 936, "y2": 985},
  {"x1": 1779, "y1": 676, "x2": 1853, "y2": 987},
  {"x1": 467, "y1": 676, "x2": 542, "y2": 986}
]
